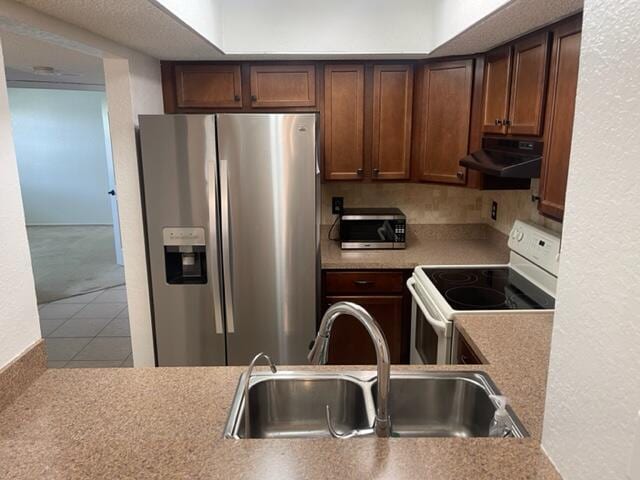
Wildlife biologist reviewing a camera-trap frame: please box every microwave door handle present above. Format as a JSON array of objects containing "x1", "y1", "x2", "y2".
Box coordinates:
[{"x1": 406, "y1": 278, "x2": 447, "y2": 334}]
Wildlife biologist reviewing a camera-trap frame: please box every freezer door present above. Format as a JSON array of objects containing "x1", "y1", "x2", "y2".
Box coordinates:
[
  {"x1": 217, "y1": 114, "x2": 318, "y2": 365},
  {"x1": 139, "y1": 114, "x2": 226, "y2": 366}
]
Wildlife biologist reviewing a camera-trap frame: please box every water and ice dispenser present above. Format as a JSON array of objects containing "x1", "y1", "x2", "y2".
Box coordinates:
[{"x1": 163, "y1": 227, "x2": 207, "y2": 284}]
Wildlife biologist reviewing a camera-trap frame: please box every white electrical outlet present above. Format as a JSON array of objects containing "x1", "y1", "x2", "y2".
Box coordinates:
[{"x1": 628, "y1": 410, "x2": 640, "y2": 480}]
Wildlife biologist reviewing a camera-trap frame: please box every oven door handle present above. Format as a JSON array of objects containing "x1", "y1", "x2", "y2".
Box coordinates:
[{"x1": 406, "y1": 278, "x2": 448, "y2": 334}]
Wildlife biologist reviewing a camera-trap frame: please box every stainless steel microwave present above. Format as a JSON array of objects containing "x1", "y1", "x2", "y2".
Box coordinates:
[{"x1": 339, "y1": 208, "x2": 406, "y2": 249}]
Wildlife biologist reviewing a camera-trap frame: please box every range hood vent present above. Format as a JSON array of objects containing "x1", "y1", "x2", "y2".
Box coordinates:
[{"x1": 460, "y1": 137, "x2": 543, "y2": 178}]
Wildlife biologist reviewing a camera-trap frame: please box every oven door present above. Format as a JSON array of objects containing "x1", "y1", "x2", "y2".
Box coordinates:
[{"x1": 407, "y1": 278, "x2": 451, "y2": 365}]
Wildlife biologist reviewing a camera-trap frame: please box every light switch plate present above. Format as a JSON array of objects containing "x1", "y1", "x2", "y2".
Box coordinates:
[{"x1": 628, "y1": 410, "x2": 640, "y2": 479}]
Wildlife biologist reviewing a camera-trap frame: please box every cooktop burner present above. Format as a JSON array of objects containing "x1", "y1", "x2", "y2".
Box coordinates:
[{"x1": 422, "y1": 267, "x2": 555, "y2": 311}]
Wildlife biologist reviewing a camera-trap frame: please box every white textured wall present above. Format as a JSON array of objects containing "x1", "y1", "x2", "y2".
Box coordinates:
[
  {"x1": 220, "y1": 0, "x2": 433, "y2": 54},
  {"x1": 8, "y1": 88, "x2": 113, "y2": 225},
  {"x1": 0, "y1": 0, "x2": 163, "y2": 367},
  {"x1": 0, "y1": 39, "x2": 42, "y2": 368},
  {"x1": 542, "y1": 1, "x2": 640, "y2": 478},
  {"x1": 153, "y1": 0, "x2": 223, "y2": 49},
  {"x1": 430, "y1": 0, "x2": 510, "y2": 49}
]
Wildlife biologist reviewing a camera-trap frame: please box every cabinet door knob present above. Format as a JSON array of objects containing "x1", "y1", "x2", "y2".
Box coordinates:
[
  {"x1": 251, "y1": 95, "x2": 257, "y2": 101},
  {"x1": 234, "y1": 95, "x2": 240, "y2": 101},
  {"x1": 373, "y1": 168, "x2": 379, "y2": 176},
  {"x1": 503, "y1": 118, "x2": 511, "y2": 126},
  {"x1": 356, "y1": 168, "x2": 364, "y2": 176},
  {"x1": 456, "y1": 171, "x2": 465, "y2": 179},
  {"x1": 495, "y1": 118, "x2": 503, "y2": 126}
]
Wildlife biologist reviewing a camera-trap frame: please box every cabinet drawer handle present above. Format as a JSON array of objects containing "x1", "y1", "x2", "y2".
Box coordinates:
[{"x1": 353, "y1": 280, "x2": 375, "y2": 286}]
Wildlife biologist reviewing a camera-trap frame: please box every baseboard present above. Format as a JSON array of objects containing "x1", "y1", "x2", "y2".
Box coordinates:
[
  {"x1": 26, "y1": 223, "x2": 114, "y2": 227},
  {"x1": 0, "y1": 339, "x2": 47, "y2": 412}
]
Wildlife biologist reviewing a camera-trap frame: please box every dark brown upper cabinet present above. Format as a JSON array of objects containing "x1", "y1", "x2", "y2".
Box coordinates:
[
  {"x1": 481, "y1": 46, "x2": 512, "y2": 134},
  {"x1": 323, "y1": 64, "x2": 365, "y2": 180},
  {"x1": 174, "y1": 64, "x2": 242, "y2": 109},
  {"x1": 371, "y1": 64, "x2": 414, "y2": 180},
  {"x1": 249, "y1": 65, "x2": 316, "y2": 108},
  {"x1": 539, "y1": 18, "x2": 582, "y2": 220},
  {"x1": 481, "y1": 32, "x2": 550, "y2": 136},
  {"x1": 508, "y1": 32, "x2": 551, "y2": 135},
  {"x1": 414, "y1": 60, "x2": 474, "y2": 185}
]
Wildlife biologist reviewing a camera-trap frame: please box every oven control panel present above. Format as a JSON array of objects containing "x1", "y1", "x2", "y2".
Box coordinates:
[{"x1": 508, "y1": 220, "x2": 561, "y2": 276}]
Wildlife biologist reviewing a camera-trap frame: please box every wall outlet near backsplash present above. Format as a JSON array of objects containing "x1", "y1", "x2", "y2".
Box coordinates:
[
  {"x1": 331, "y1": 196, "x2": 344, "y2": 215},
  {"x1": 491, "y1": 201, "x2": 498, "y2": 221}
]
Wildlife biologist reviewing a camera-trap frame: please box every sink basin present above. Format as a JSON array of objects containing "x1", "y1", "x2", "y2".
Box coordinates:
[
  {"x1": 227, "y1": 374, "x2": 373, "y2": 439},
  {"x1": 372, "y1": 373, "x2": 523, "y2": 437},
  {"x1": 224, "y1": 371, "x2": 527, "y2": 439}
]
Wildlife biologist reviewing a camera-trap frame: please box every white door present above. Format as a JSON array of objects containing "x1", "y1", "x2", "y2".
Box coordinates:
[{"x1": 101, "y1": 99, "x2": 123, "y2": 265}]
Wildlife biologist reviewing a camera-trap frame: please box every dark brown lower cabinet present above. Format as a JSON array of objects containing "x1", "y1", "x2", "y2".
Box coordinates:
[
  {"x1": 323, "y1": 295, "x2": 403, "y2": 364},
  {"x1": 321, "y1": 270, "x2": 410, "y2": 364},
  {"x1": 452, "y1": 328, "x2": 482, "y2": 365}
]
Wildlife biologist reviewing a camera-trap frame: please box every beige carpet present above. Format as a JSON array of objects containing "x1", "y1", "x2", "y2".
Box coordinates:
[{"x1": 26, "y1": 226, "x2": 125, "y2": 304}]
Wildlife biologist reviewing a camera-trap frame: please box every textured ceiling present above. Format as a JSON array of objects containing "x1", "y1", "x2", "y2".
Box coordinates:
[
  {"x1": 2, "y1": 29, "x2": 105, "y2": 87},
  {"x1": 429, "y1": 0, "x2": 584, "y2": 57},
  {"x1": 13, "y1": 0, "x2": 222, "y2": 60},
  {"x1": 10, "y1": 0, "x2": 583, "y2": 61}
]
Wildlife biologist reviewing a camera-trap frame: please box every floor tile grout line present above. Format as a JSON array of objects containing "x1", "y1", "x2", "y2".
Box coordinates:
[
  {"x1": 38, "y1": 284, "x2": 126, "y2": 307},
  {"x1": 67, "y1": 302, "x2": 127, "y2": 322}
]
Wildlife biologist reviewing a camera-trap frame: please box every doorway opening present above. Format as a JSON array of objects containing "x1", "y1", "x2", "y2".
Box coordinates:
[{"x1": 2, "y1": 31, "x2": 132, "y2": 368}]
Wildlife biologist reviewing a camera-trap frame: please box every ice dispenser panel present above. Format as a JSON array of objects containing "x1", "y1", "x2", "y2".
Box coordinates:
[{"x1": 163, "y1": 227, "x2": 207, "y2": 284}]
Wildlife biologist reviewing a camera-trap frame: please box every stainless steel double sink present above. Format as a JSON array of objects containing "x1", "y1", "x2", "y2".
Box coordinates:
[{"x1": 224, "y1": 371, "x2": 527, "y2": 439}]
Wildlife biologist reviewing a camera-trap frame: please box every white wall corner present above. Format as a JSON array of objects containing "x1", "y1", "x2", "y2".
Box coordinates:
[{"x1": 0, "y1": 37, "x2": 42, "y2": 368}]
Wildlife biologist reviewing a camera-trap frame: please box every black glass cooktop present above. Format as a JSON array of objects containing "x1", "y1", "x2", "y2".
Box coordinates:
[{"x1": 422, "y1": 267, "x2": 555, "y2": 311}]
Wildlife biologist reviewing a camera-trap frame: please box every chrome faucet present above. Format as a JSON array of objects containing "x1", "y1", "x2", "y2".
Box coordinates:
[
  {"x1": 241, "y1": 352, "x2": 277, "y2": 438},
  {"x1": 308, "y1": 301, "x2": 391, "y2": 437}
]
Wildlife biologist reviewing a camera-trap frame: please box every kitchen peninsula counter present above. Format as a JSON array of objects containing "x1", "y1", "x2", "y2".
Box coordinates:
[{"x1": 0, "y1": 313, "x2": 558, "y2": 479}]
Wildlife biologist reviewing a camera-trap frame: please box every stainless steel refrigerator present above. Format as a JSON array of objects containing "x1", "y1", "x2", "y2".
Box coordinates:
[{"x1": 138, "y1": 114, "x2": 319, "y2": 366}]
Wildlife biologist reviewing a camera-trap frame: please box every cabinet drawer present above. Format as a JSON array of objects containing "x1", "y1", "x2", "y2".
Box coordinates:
[{"x1": 324, "y1": 271, "x2": 404, "y2": 295}]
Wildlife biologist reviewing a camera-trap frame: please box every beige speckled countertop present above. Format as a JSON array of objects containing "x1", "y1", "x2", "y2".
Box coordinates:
[
  {"x1": 0, "y1": 312, "x2": 558, "y2": 479},
  {"x1": 321, "y1": 224, "x2": 510, "y2": 269}
]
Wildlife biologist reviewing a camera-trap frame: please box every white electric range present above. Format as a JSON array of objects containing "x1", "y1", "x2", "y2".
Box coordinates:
[{"x1": 407, "y1": 220, "x2": 561, "y2": 365}]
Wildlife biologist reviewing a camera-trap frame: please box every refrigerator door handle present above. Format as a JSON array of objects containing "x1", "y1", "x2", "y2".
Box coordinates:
[
  {"x1": 220, "y1": 158, "x2": 235, "y2": 333},
  {"x1": 207, "y1": 151, "x2": 225, "y2": 336}
]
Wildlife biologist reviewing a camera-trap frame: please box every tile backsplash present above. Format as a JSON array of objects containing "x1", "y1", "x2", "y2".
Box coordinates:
[
  {"x1": 482, "y1": 179, "x2": 563, "y2": 235},
  {"x1": 321, "y1": 183, "x2": 483, "y2": 225},
  {"x1": 321, "y1": 180, "x2": 562, "y2": 236}
]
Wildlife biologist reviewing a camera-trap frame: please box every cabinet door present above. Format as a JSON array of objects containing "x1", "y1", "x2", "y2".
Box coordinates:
[
  {"x1": 323, "y1": 65, "x2": 365, "y2": 180},
  {"x1": 323, "y1": 296, "x2": 403, "y2": 364},
  {"x1": 371, "y1": 65, "x2": 413, "y2": 180},
  {"x1": 249, "y1": 65, "x2": 316, "y2": 107},
  {"x1": 539, "y1": 20, "x2": 582, "y2": 220},
  {"x1": 508, "y1": 32, "x2": 550, "y2": 136},
  {"x1": 481, "y1": 46, "x2": 512, "y2": 134},
  {"x1": 175, "y1": 65, "x2": 242, "y2": 108},
  {"x1": 453, "y1": 329, "x2": 482, "y2": 365},
  {"x1": 415, "y1": 60, "x2": 473, "y2": 184}
]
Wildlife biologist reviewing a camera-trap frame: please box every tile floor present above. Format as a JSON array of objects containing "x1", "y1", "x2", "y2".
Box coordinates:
[{"x1": 38, "y1": 285, "x2": 132, "y2": 368}]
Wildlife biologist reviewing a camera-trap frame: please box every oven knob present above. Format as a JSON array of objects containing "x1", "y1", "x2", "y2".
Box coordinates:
[
  {"x1": 517, "y1": 231, "x2": 524, "y2": 241},
  {"x1": 511, "y1": 229, "x2": 518, "y2": 239}
]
